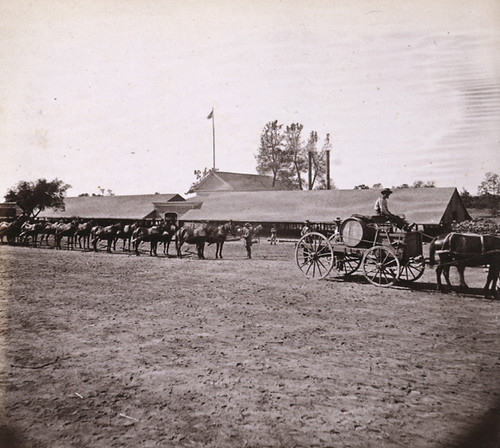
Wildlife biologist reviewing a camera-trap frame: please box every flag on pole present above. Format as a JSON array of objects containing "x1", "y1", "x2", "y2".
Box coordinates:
[{"x1": 207, "y1": 109, "x2": 213, "y2": 119}]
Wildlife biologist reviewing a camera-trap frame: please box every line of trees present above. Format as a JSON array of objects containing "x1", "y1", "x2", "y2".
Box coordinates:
[
  {"x1": 255, "y1": 121, "x2": 333, "y2": 190},
  {"x1": 460, "y1": 172, "x2": 500, "y2": 214}
]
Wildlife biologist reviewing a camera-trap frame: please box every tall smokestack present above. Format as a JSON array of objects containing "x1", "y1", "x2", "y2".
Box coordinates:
[{"x1": 326, "y1": 150, "x2": 330, "y2": 190}]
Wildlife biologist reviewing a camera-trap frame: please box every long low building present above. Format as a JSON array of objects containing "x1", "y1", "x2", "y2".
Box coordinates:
[
  {"x1": 38, "y1": 193, "x2": 197, "y2": 223},
  {"x1": 180, "y1": 187, "x2": 471, "y2": 237}
]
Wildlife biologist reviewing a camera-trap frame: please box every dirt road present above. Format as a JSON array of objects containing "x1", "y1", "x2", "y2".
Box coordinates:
[{"x1": 0, "y1": 242, "x2": 499, "y2": 447}]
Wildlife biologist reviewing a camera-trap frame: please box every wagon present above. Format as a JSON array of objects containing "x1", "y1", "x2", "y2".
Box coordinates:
[{"x1": 295, "y1": 215, "x2": 425, "y2": 286}]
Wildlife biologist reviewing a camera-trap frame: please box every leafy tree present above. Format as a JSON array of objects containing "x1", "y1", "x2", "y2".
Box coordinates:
[
  {"x1": 372, "y1": 183, "x2": 383, "y2": 189},
  {"x1": 354, "y1": 184, "x2": 370, "y2": 190},
  {"x1": 478, "y1": 172, "x2": 500, "y2": 196},
  {"x1": 284, "y1": 123, "x2": 306, "y2": 189},
  {"x1": 255, "y1": 121, "x2": 287, "y2": 188},
  {"x1": 5, "y1": 178, "x2": 71, "y2": 217}
]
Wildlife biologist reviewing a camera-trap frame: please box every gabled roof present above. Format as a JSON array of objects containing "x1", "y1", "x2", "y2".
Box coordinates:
[
  {"x1": 39, "y1": 194, "x2": 185, "y2": 220},
  {"x1": 180, "y1": 188, "x2": 471, "y2": 225},
  {"x1": 187, "y1": 171, "x2": 285, "y2": 194}
]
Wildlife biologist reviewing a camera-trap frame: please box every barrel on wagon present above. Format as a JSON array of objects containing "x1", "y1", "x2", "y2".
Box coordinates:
[{"x1": 340, "y1": 216, "x2": 377, "y2": 248}]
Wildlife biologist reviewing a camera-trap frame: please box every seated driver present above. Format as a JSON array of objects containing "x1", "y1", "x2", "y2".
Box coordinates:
[{"x1": 374, "y1": 188, "x2": 414, "y2": 231}]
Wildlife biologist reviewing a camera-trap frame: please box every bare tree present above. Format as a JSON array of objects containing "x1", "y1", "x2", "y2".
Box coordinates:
[{"x1": 255, "y1": 121, "x2": 286, "y2": 187}]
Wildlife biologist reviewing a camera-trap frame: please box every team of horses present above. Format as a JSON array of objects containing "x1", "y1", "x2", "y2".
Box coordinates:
[{"x1": 1, "y1": 216, "x2": 247, "y2": 260}]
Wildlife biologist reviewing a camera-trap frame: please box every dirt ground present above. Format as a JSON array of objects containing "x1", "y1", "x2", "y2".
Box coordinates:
[{"x1": 0, "y1": 240, "x2": 499, "y2": 448}]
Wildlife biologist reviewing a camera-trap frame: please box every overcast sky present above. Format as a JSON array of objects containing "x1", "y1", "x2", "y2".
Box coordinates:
[{"x1": 1, "y1": 0, "x2": 499, "y2": 198}]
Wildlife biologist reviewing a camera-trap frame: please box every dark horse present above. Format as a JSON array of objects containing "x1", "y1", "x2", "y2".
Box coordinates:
[
  {"x1": 91, "y1": 223, "x2": 123, "y2": 253},
  {"x1": 0, "y1": 216, "x2": 29, "y2": 244},
  {"x1": 55, "y1": 220, "x2": 79, "y2": 250},
  {"x1": 206, "y1": 221, "x2": 235, "y2": 259},
  {"x1": 175, "y1": 224, "x2": 209, "y2": 259},
  {"x1": 429, "y1": 232, "x2": 500, "y2": 298},
  {"x1": 74, "y1": 220, "x2": 96, "y2": 250},
  {"x1": 132, "y1": 222, "x2": 173, "y2": 256},
  {"x1": 114, "y1": 222, "x2": 140, "y2": 252},
  {"x1": 161, "y1": 222, "x2": 178, "y2": 256}
]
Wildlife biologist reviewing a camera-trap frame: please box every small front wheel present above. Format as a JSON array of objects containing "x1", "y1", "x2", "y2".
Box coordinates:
[
  {"x1": 295, "y1": 232, "x2": 334, "y2": 279},
  {"x1": 399, "y1": 256, "x2": 425, "y2": 282},
  {"x1": 362, "y1": 245, "x2": 400, "y2": 287}
]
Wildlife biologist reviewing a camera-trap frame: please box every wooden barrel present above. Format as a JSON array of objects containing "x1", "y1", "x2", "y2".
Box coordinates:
[{"x1": 340, "y1": 217, "x2": 376, "y2": 248}]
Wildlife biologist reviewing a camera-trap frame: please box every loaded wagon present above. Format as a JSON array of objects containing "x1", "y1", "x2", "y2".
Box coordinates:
[{"x1": 295, "y1": 215, "x2": 425, "y2": 287}]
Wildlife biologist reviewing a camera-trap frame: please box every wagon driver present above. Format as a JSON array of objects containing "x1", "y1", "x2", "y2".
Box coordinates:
[{"x1": 374, "y1": 188, "x2": 414, "y2": 231}]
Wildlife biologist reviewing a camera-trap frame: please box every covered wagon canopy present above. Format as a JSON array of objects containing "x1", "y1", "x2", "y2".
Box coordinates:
[
  {"x1": 182, "y1": 188, "x2": 471, "y2": 226},
  {"x1": 39, "y1": 194, "x2": 185, "y2": 221}
]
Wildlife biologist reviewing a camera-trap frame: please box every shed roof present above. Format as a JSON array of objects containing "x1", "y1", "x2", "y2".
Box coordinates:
[
  {"x1": 39, "y1": 194, "x2": 185, "y2": 220},
  {"x1": 187, "y1": 171, "x2": 285, "y2": 194},
  {"x1": 181, "y1": 188, "x2": 470, "y2": 225}
]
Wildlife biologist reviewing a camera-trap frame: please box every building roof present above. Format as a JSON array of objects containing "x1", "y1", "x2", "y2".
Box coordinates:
[
  {"x1": 180, "y1": 188, "x2": 471, "y2": 225},
  {"x1": 39, "y1": 194, "x2": 185, "y2": 220},
  {"x1": 187, "y1": 171, "x2": 285, "y2": 194}
]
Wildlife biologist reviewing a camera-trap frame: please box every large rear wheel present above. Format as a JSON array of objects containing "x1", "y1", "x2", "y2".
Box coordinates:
[
  {"x1": 362, "y1": 245, "x2": 400, "y2": 287},
  {"x1": 295, "y1": 232, "x2": 334, "y2": 279}
]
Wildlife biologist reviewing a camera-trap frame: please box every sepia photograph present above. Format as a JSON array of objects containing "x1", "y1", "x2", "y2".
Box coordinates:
[{"x1": 0, "y1": 0, "x2": 499, "y2": 447}]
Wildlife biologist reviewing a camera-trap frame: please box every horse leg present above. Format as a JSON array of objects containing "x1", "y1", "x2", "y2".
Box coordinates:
[
  {"x1": 435, "y1": 264, "x2": 444, "y2": 292},
  {"x1": 484, "y1": 264, "x2": 499, "y2": 298},
  {"x1": 442, "y1": 265, "x2": 454, "y2": 291},
  {"x1": 457, "y1": 265, "x2": 468, "y2": 291}
]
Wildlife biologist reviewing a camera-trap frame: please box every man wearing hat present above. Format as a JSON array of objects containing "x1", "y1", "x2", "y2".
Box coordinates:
[
  {"x1": 242, "y1": 223, "x2": 253, "y2": 259},
  {"x1": 301, "y1": 220, "x2": 312, "y2": 237},
  {"x1": 375, "y1": 188, "x2": 413, "y2": 230}
]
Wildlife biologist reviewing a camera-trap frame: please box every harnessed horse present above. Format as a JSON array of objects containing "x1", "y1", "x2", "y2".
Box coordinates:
[
  {"x1": 206, "y1": 221, "x2": 235, "y2": 259},
  {"x1": 429, "y1": 232, "x2": 500, "y2": 298},
  {"x1": 55, "y1": 220, "x2": 79, "y2": 250},
  {"x1": 131, "y1": 223, "x2": 169, "y2": 256},
  {"x1": 114, "y1": 222, "x2": 139, "y2": 252},
  {"x1": 19, "y1": 221, "x2": 44, "y2": 247},
  {"x1": 74, "y1": 220, "x2": 96, "y2": 250},
  {"x1": 0, "y1": 216, "x2": 29, "y2": 245},
  {"x1": 91, "y1": 223, "x2": 123, "y2": 253},
  {"x1": 175, "y1": 224, "x2": 209, "y2": 259}
]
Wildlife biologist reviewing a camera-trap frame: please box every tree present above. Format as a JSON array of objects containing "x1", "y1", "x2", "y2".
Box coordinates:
[
  {"x1": 284, "y1": 123, "x2": 306, "y2": 189},
  {"x1": 5, "y1": 178, "x2": 71, "y2": 217},
  {"x1": 412, "y1": 180, "x2": 435, "y2": 188},
  {"x1": 255, "y1": 121, "x2": 287, "y2": 187},
  {"x1": 189, "y1": 167, "x2": 218, "y2": 192},
  {"x1": 354, "y1": 184, "x2": 370, "y2": 190},
  {"x1": 478, "y1": 172, "x2": 500, "y2": 196}
]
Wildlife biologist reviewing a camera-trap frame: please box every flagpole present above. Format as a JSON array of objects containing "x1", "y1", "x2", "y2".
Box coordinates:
[{"x1": 211, "y1": 109, "x2": 216, "y2": 170}]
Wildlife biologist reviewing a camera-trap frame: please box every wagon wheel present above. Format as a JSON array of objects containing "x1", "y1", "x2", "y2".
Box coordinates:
[
  {"x1": 399, "y1": 256, "x2": 425, "y2": 282},
  {"x1": 331, "y1": 248, "x2": 362, "y2": 276},
  {"x1": 362, "y1": 245, "x2": 400, "y2": 287},
  {"x1": 295, "y1": 232, "x2": 334, "y2": 279}
]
